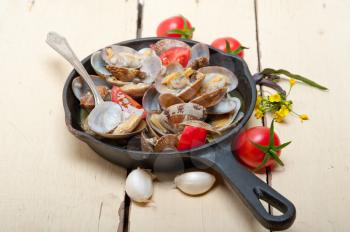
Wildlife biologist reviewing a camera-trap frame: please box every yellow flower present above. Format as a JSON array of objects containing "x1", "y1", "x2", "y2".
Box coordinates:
[
  {"x1": 299, "y1": 114, "x2": 309, "y2": 122},
  {"x1": 273, "y1": 105, "x2": 290, "y2": 122},
  {"x1": 256, "y1": 95, "x2": 262, "y2": 107},
  {"x1": 255, "y1": 109, "x2": 264, "y2": 119},
  {"x1": 289, "y1": 78, "x2": 296, "y2": 87},
  {"x1": 269, "y1": 93, "x2": 282, "y2": 103}
]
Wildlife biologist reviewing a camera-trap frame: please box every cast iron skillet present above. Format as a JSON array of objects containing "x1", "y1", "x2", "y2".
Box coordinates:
[{"x1": 62, "y1": 37, "x2": 296, "y2": 230}]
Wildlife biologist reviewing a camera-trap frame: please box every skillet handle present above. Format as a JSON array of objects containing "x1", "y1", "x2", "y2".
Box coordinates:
[{"x1": 193, "y1": 142, "x2": 296, "y2": 231}]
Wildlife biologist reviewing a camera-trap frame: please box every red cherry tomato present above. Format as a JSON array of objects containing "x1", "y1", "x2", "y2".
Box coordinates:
[
  {"x1": 157, "y1": 15, "x2": 194, "y2": 39},
  {"x1": 211, "y1": 37, "x2": 245, "y2": 58},
  {"x1": 159, "y1": 47, "x2": 191, "y2": 67},
  {"x1": 233, "y1": 126, "x2": 281, "y2": 169},
  {"x1": 177, "y1": 126, "x2": 207, "y2": 151}
]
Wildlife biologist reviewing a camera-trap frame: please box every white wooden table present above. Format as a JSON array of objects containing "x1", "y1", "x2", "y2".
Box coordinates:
[{"x1": 1, "y1": 0, "x2": 349, "y2": 231}]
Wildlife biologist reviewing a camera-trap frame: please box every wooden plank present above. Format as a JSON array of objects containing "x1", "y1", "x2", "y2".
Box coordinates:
[
  {"x1": 128, "y1": 0, "x2": 268, "y2": 231},
  {"x1": 257, "y1": 0, "x2": 350, "y2": 231},
  {"x1": 0, "y1": 0, "x2": 138, "y2": 231}
]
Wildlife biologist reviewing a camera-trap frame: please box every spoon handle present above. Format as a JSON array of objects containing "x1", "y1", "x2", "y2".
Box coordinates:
[{"x1": 46, "y1": 32, "x2": 103, "y2": 105}]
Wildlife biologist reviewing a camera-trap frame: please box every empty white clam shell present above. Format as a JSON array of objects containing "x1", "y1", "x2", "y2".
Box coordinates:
[
  {"x1": 174, "y1": 171, "x2": 216, "y2": 195},
  {"x1": 91, "y1": 51, "x2": 112, "y2": 77},
  {"x1": 207, "y1": 95, "x2": 240, "y2": 115},
  {"x1": 187, "y1": 43, "x2": 210, "y2": 67}
]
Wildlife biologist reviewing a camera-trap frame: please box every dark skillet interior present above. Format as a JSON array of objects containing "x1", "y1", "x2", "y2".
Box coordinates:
[{"x1": 63, "y1": 37, "x2": 256, "y2": 169}]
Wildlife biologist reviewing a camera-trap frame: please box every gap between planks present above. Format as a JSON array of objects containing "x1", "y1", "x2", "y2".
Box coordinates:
[{"x1": 121, "y1": 1, "x2": 145, "y2": 231}]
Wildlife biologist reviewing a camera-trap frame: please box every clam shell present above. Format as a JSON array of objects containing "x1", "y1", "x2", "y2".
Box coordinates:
[
  {"x1": 146, "y1": 113, "x2": 171, "y2": 136},
  {"x1": 187, "y1": 43, "x2": 210, "y2": 69},
  {"x1": 191, "y1": 87, "x2": 227, "y2": 108},
  {"x1": 120, "y1": 83, "x2": 151, "y2": 97},
  {"x1": 141, "y1": 55, "x2": 162, "y2": 84},
  {"x1": 159, "y1": 93, "x2": 184, "y2": 109},
  {"x1": 113, "y1": 114, "x2": 142, "y2": 135},
  {"x1": 180, "y1": 120, "x2": 220, "y2": 134},
  {"x1": 72, "y1": 75, "x2": 111, "y2": 100},
  {"x1": 138, "y1": 48, "x2": 156, "y2": 58},
  {"x1": 177, "y1": 72, "x2": 205, "y2": 102},
  {"x1": 142, "y1": 85, "x2": 161, "y2": 113},
  {"x1": 141, "y1": 130, "x2": 157, "y2": 152},
  {"x1": 106, "y1": 76, "x2": 131, "y2": 86},
  {"x1": 164, "y1": 103, "x2": 207, "y2": 126},
  {"x1": 154, "y1": 134, "x2": 179, "y2": 152},
  {"x1": 91, "y1": 51, "x2": 112, "y2": 77},
  {"x1": 209, "y1": 100, "x2": 243, "y2": 132},
  {"x1": 99, "y1": 120, "x2": 147, "y2": 139},
  {"x1": 101, "y1": 45, "x2": 142, "y2": 68},
  {"x1": 152, "y1": 39, "x2": 191, "y2": 55},
  {"x1": 198, "y1": 66, "x2": 238, "y2": 93},
  {"x1": 207, "y1": 95, "x2": 240, "y2": 114},
  {"x1": 106, "y1": 66, "x2": 145, "y2": 82}
]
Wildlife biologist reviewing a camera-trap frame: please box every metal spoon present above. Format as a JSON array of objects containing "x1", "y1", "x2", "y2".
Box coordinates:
[{"x1": 46, "y1": 32, "x2": 123, "y2": 134}]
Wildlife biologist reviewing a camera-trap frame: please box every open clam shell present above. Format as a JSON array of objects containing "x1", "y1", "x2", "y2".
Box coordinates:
[
  {"x1": 120, "y1": 83, "x2": 151, "y2": 97},
  {"x1": 98, "y1": 120, "x2": 147, "y2": 139},
  {"x1": 142, "y1": 85, "x2": 161, "y2": 113},
  {"x1": 207, "y1": 95, "x2": 240, "y2": 115},
  {"x1": 209, "y1": 99, "x2": 243, "y2": 132},
  {"x1": 190, "y1": 87, "x2": 227, "y2": 108},
  {"x1": 154, "y1": 134, "x2": 179, "y2": 152},
  {"x1": 180, "y1": 120, "x2": 220, "y2": 134},
  {"x1": 159, "y1": 93, "x2": 184, "y2": 109},
  {"x1": 140, "y1": 55, "x2": 162, "y2": 84},
  {"x1": 91, "y1": 51, "x2": 112, "y2": 77},
  {"x1": 141, "y1": 129, "x2": 157, "y2": 152},
  {"x1": 101, "y1": 45, "x2": 142, "y2": 68},
  {"x1": 164, "y1": 102, "x2": 207, "y2": 126},
  {"x1": 152, "y1": 39, "x2": 191, "y2": 55},
  {"x1": 72, "y1": 75, "x2": 111, "y2": 100},
  {"x1": 198, "y1": 66, "x2": 238, "y2": 93},
  {"x1": 177, "y1": 71, "x2": 205, "y2": 102},
  {"x1": 146, "y1": 113, "x2": 173, "y2": 136},
  {"x1": 187, "y1": 43, "x2": 210, "y2": 70}
]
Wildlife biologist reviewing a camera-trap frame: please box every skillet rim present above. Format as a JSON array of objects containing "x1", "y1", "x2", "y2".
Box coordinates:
[{"x1": 62, "y1": 37, "x2": 257, "y2": 157}]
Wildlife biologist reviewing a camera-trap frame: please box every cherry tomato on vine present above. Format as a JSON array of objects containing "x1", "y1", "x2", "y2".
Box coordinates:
[
  {"x1": 211, "y1": 37, "x2": 247, "y2": 58},
  {"x1": 157, "y1": 15, "x2": 195, "y2": 39},
  {"x1": 233, "y1": 120, "x2": 291, "y2": 171},
  {"x1": 159, "y1": 47, "x2": 191, "y2": 67}
]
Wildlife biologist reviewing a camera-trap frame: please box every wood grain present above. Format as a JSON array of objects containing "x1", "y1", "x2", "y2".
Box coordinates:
[
  {"x1": 257, "y1": 0, "x2": 350, "y2": 231},
  {"x1": 0, "y1": 0, "x2": 137, "y2": 231},
  {"x1": 128, "y1": 0, "x2": 267, "y2": 231}
]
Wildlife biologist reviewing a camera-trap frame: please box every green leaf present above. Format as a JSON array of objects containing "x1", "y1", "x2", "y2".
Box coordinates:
[
  {"x1": 254, "y1": 153, "x2": 270, "y2": 172},
  {"x1": 261, "y1": 68, "x2": 328, "y2": 90},
  {"x1": 251, "y1": 141, "x2": 269, "y2": 153},
  {"x1": 167, "y1": 29, "x2": 187, "y2": 36},
  {"x1": 269, "y1": 150, "x2": 284, "y2": 166},
  {"x1": 274, "y1": 141, "x2": 292, "y2": 151},
  {"x1": 232, "y1": 45, "x2": 249, "y2": 55},
  {"x1": 225, "y1": 40, "x2": 232, "y2": 53},
  {"x1": 180, "y1": 15, "x2": 188, "y2": 29},
  {"x1": 268, "y1": 119, "x2": 275, "y2": 147}
]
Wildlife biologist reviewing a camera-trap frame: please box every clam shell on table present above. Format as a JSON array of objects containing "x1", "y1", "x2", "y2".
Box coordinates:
[
  {"x1": 91, "y1": 51, "x2": 112, "y2": 77},
  {"x1": 198, "y1": 66, "x2": 238, "y2": 93},
  {"x1": 152, "y1": 39, "x2": 191, "y2": 55},
  {"x1": 164, "y1": 102, "x2": 207, "y2": 127},
  {"x1": 187, "y1": 43, "x2": 210, "y2": 70}
]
